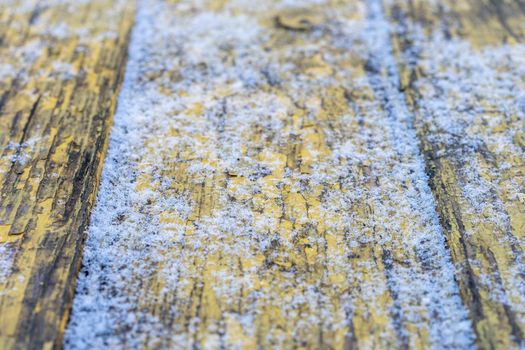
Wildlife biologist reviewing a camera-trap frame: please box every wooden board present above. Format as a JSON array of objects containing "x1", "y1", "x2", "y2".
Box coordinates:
[
  {"x1": 385, "y1": 0, "x2": 525, "y2": 348},
  {"x1": 1, "y1": 0, "x2": 523, "y2": 349},
  {"x1": 65, "y1": 0, "x2": 477, "y2": 348},
  {"x1": 0, "y1": 0, "x2": 135, "y2": 348}
]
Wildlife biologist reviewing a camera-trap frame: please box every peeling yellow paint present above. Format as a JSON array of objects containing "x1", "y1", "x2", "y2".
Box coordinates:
[{"x1": 0, "y1": 0, "x2": 136, "y2": 348}]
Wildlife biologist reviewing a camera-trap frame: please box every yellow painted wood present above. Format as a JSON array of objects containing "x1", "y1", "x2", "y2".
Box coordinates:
[
  {"x1": 2, "y1": 0, "x2": 519, "y2": 348},
  {"x1": 0, "y1": 0, "x2": 135, "y2": 348},
  {"x1": 65, "y1": 1, "x2": 472, "y2": 348},
  {"x1": 386, "y1": 0, "x2": 525, "y2": 348}
]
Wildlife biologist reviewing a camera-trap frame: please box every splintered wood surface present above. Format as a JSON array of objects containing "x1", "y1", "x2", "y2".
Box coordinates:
[
  {"x1": 1, "y1": 0, "x2": 524, "y2": 349},
  {"x1": 0, "y1": 0, "x2": 135, "y2": 349}
]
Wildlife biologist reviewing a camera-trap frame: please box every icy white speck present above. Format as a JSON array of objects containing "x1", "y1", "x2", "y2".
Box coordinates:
[{"x1": 0, "y1": 243, "x2": 15, "y2": 282}]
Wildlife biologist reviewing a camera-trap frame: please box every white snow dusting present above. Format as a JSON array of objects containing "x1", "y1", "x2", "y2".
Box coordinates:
[{"x1": 63, "y1": 0, "x2": 488, "y2": 348}]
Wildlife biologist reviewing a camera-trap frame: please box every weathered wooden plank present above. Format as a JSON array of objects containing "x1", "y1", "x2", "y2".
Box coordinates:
[
  {"x1": 0, "y1": 0, "x2": 135, "y2": 348},
  {"x1": 65, "y1": 0, "x2": 475, "y2": 348},
  {"x1": 385, "y1": 0, "x2": 525, "y2": 348}
]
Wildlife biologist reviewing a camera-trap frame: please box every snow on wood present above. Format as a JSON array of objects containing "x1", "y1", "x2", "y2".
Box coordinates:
[
  {"x1": 0, "y1": 1, "x2": 135, "y2": 348},
  {"x1": 386, "y1": 0, "x2": 525, "y2": 348},
  {"x1": 65, "y1": 0, "x2": 487, "y2": 348}
]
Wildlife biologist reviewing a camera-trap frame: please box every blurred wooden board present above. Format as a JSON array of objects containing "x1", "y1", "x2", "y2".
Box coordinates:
[
  {"x1": 0, "y1": 0, "x2": 135, "y2": 348},
  {"x1": 386, "y1": 0, "x2": 525, "y2": 348}
]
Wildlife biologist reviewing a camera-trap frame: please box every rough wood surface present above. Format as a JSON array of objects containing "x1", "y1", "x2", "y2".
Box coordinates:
[
  {"x1": 1, "y1": 0, "x2": 523, "y2": 349},
  {"x1": 66, "y1": 0, "x2": 476, "y2": 349},
  {"x1": 386, "y1": 0, "x2": 525, "y2": 348},
  {"x1": 0, "y1": 1, "x2": 135, "y2": 349}
]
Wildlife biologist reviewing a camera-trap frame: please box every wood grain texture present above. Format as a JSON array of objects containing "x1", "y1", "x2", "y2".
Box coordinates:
[
  {"x1": 2, "y1": 0, "x2": 521, "y2": 348},
  {"x1": 386, "y1": 0, "x2": 525, "y2": 348},
  {"x1": 65, "y1": 1, "x2": 474, "y2": 349},
  {"x1": 0, "y1": 0, "x2": 135, "y2": 348}
]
